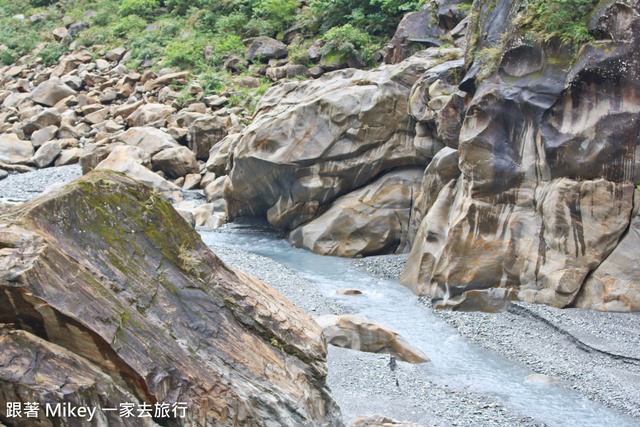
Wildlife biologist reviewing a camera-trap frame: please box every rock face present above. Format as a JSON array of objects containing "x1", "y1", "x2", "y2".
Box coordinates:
[
  {"x1": 400, "y1": 0, "x2": 640, "y2": 312},
  {"x1": 223, "y1": 51, "x2": 450, "y2": 252},
  {"x1": 289, "y1": 168, "x2": 423, "y2": 257},
  {"x1": 314, "y1": 315, "x2": 429, "y2": 363},
  {"x1": 0, "y1": 170, "x2": 342, "y2": 426}
]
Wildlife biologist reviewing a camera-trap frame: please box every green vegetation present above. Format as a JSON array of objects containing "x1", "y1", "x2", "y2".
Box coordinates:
[{"x1": 519, "y1": 0, "x2": 599, "y2": 46}]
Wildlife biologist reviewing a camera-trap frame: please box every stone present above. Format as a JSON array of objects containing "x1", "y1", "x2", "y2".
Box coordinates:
[
  {"x1": 205, "y1": 133, "x2": 240, "y2": 176},
  {"x1": 314, "y1": 315, "x2": 429, "y2": 363},
  {"x1": 204, "y1": 176, "x2": 228, "y2": 204},
  {"x1": 176, "y1": 208, "x2": 195, "y2": 226},
  {"x1": 384, "y1": 8, "x2": 446, "y2": 64},
  {"x1": 194, "y1": 203, "x2": 215, "y2": 226},
  {"x1": 0, "y1": 170, "x2": 341, "y2": 426},
  {"x1": 0, "y1": 169, "x2": 7, "y2": 180},
  {"x1": 235, "y1": 76, "x2": 260, "y2": 88},
  {"x1": 224, "y1": 52, "x2": 436, "y2": 235},
  {"x1": 151, "y1": 146, "x2": 199, "y2": 179},
  {"x1": 204, "y1": 212, "x2": 227, "y2": 228},
  {"x1": 55, "y1": 147, "x2": 82, "y2": 166},
  {"x1": 201, "y1": 171, "x2": 217, "y2": 189},
  {"x1": 119, "y1": 126, "x2": 179, "y2": 157},
  {"x1": 83, "y1": 107, "x2": 109, "y2": 125},
  {"x1": 114, "y1": 99, "x2": 144, "y2": 119},
  {"x1": 105, "y1": 46, "x2": 127, "y2": 62},
  {"x1": 223, "y1": 55, "x2": 248, "y2": 73},
  {"x1": 183, "y1": 173, "x2": 202, "y2": 190},
  {"x1": 95, "y1": 146, "x2": 171, "y2": 195},
  {"x1": 95, "y1": 58, "x2": 110, "y2": 72},
  {"x1": 126, "y1": 103, "x2": 173, "y2": 127},
  {"x1": 68, "y1": 21, "x2": 90, "y2": 37},
  {"x1": 30, "y1": 77, "x2": 77, "y2": 107},
  {"x1": 246, "y1": 36, "x2": 288, "y2": 62},
  {"x1": 21, "y1": 108, "x2": 62, "y2": 137},
  {"x1": 52, "y1": 26, "x2": 68, "y2": 41},
  {"x1": 288, "y1": 168, "x2": 424, "y2": 257},
  {"x1": 61, "y1": 74, "x2": 83, "y2": 91},
  {"x1": 31, "y1": 139, "x2": 62, "y2": 168},
  {"x1": 142, "y1": 71, "x2": 189, "y2": 92},
  {"x1": 336, "y1": 289, "x2": 363, "y2": 295},
  {"x1": 0, "y1": 134, "x2": 33, "y2": 164},
  {"x1": 189, "y1": 115, "x2": 232, "y2": 160}
]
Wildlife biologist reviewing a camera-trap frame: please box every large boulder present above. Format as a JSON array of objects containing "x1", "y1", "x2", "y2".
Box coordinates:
[
  {"x1": 0, "y1": 170, "x2": 342, "y2": 426},
  {"x1": 151, "y1": 146, "x2": 199, "y2": 179},
  {"x1": 31, "y1": 139, "x2": 62, "y2": 168},
  {"x1": 30, "y1": 77, "x2": 77, "y2": 107},
  {"x1": 246, "y1": 36, "x2": 287, "y2": 62},
  {"x1": 400, "y1": 0, "x2": 640, "y2": 311},
  {"x1": 126, "y1": 103, "x2": 173, "y2": 127},
  {"x1": 119, "y1": 126, "x2": 180, "y2": 156},
  {"x1": 189, "y1": 115, "x2": 233, "y2": 160},
  {"x1": 95, "y1": 145, "x2": 172, "y2": 195},
  {"x1": 289, "y1": 168, "x2": 423, "y2": 257},
  {"x1": 224, "y1": 51, "x2": 446, "y2": 234},
  {"x1": 314, "y1": 315, "x2": 429, "y2": 363},
  {"x1": 0, "y1": 134, "x2": 34, "y2": 164}
]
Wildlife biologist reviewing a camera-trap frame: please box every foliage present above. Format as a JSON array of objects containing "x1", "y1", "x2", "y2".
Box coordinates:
[
  {"x1": 320, "y1": 24, "x2": 380, "y2": 62},
  {"x1": 312, "y1": 0, "x2": 425, "y2": 35},
  {"x1": 164, "y1": 37, "x2": 207, "y2": 69},
  {"x1": 119, "y1": 0, "x2": 159, "y2": 17},
  {"x1": 37, "y1": 41, "x2": 68, "y2": 66},
  {"x1": 111, "y1": 15, "x2": 147, "y2": 37},
  {"x1": 519, "y1": 0, "x2": 598, "y2": 46}
]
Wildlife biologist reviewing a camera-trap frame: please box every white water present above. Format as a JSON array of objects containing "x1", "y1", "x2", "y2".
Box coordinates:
[{"x1": 200, "y1": 225, "x2": 639, "y2": 427}]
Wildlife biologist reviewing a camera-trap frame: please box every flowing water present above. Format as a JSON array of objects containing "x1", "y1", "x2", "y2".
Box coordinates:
[{"x1": 200, "y1": 223, "x2": 638, "y2": 427}]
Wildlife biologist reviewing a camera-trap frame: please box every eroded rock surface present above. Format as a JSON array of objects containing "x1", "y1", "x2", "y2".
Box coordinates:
[
  {"x1": 0, "y1": 170, "x2": 342, "y2": 426},
  {"x1": 400, "y1": 0, "x2": 640, "y2": 312}
]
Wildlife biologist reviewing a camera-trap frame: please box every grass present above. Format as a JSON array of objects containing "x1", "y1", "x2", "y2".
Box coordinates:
[{"x1": 517, "y1": 0, "x2": 599, "y2": 46}]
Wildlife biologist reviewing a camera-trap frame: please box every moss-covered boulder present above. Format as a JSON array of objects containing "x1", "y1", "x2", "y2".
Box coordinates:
[{"x1": 0, "y1": 170, "x2": 342, "y2": 426}]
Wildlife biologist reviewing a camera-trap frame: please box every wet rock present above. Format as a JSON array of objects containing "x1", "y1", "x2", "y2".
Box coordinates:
[
  {"x1": 0, "y1": 170, "x2": 342, "y2": 426},
  {"x1": 336, "y1": 289, "x2": 363, "y2": 295},
  {"x1": 314, "y1": 315, "x2": 429, "y2": 363}
]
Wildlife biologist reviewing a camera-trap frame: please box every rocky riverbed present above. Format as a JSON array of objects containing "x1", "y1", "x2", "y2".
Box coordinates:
[{"x1": 3, "y1": 168, "x2": 640, "y2": 426}]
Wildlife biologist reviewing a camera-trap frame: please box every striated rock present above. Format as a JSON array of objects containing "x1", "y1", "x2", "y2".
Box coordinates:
[
  {"x1": 31, "y1": 139, "x2": 62, "y2": 168},
  {"x1": 224, "y1": 51, "x2": 444, "y2": 234},
  {"x1": 0, "y1": 170, "x2": 342, "y2": 426},
  {"x1": 151, "y1": 146, "x2": 199, "y2": 179},
  {"x1": 30, "y1": 78, "x2": 77, "y2": 107},
  {"x1": 119, "y1": 126, "x2": 179, "y2": 156},
  {"x1": 126, "y1": 103, "x2": 173, "y2": 127},
  {"x1": 314, "y1": 315, "x2": 429, "y2": 363},
  {"x1": 289, "y1": 168, "x2": 423, "y2": 257},
  {"x1": 0, "y1": 134, "x2": 33, "y2": 164},
  {"x1": 401, "y1": 0, "x2": 640, "y2": 311}
]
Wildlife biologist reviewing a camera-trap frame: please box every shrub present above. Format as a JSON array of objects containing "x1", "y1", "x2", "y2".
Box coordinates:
[
  {"x1": 255, "y1": 0, "x2": 298, "y2": 32},
  {"x1": 519, "y1": 0, "x2": 599, "y2": 46},
  {"x1": 215, "y1": 11, "x2": 249, "y2": 36},
  {"x1": 119, "y1": 0, "x2": 159, "y2": 17},
  {"x1": 111, "y1": 15, "x2": 147, "y2": 37},
  {"x1": 164, "y1": 37, "x2": 207, "y2": 69},
  {"x1": 320, "y1": 24, "x2": 379, "y2": 62}
]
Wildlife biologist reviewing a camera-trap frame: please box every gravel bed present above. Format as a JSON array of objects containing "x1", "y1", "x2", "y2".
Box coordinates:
[{"x1": 0, "y1": 165, "x2": 82, "y2": 202}]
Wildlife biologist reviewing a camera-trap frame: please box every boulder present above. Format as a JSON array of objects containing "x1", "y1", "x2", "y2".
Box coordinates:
[
  {"x1": 55, "y1": 147, "x2": 82, "y2": 166},
  {"x1": 400, "y1": 0, "x2": 640, "y2": 311},
  {"x1": 246, "y1": 36, "x2": 287, "y2": 62},
  {"x1": 182, "y1": 173, "x2": 201, "y2": 190},
  {"x1": 94, "y1": 146, "x2": 171, "y2": 195},
  {"x1": 289, "y1": 168, "x2": 423, "y2": 257},
  {"x1": 0, "y1": 134, "x2": 33, "y2": 164},
  {"x1": 126, "y1": 103, "x2": 173, "y2": 127},
  {"x1": 105, "y1": 46, "x2": 127, "y2": 62},
  {"x1": 142, "y1": 71, "x2": 189, "y2": 92},
  {"x1": 21, "y1": 108, "x2": 62, "y2": 137},
  {"x1": 30, "y1": 125, "x2": 58, "y2": 147},
  {"x1": 224, "y1": 51, "x2": 440, "y2": 236},
  {"x1": 189, "y1": 115, "x2": 232, "y2": 160},
  {"x1": 314, "y1": 315, "x2": 429, "y2": 363},
  {"x1": 31, "y1": 139, "x2": 62, "y2": 168},
  {"x1": 0, "y1": 170, "x2": 341, "y2": 426},
  {"x1": 119, "y1": 126, "x2": 180, "y2": 157},
  {"x1": 30, "y1": 78, "x2": 77, "y2": 107},
  {"x1": 151, "y1": 146, "x2": 199, "y2": 179}
]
